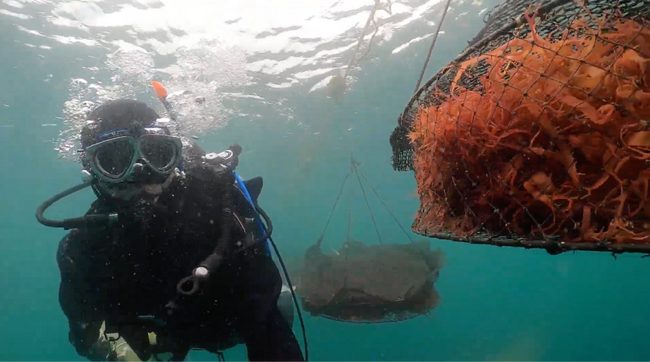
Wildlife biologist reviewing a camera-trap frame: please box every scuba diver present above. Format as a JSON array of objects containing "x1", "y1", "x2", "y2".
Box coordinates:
[{"x1": 38, "y1": 96, "x2": 306, "y2": 362}]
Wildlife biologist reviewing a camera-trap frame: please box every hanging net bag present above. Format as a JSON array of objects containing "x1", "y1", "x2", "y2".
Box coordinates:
[
  {"x1": 297, "y1": 157, "x2": 446, "y2": 323},
  {"x1": 389, "y1": 0, "x2": 650, "y2": 255}
]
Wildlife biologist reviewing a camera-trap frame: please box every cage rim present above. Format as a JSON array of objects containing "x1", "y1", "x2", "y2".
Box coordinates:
[
  {"x1": 398, "y1": 0, "x2": 576, "y2": 125},
  {"x1": 318, "y1": 310, "x2": 433, "y2": 324},
  {"x1": 425, "y1": 232, "x2": 650, "y2": 255}
]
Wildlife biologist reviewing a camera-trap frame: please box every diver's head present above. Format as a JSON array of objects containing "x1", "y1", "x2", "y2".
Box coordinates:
[{"x1": 80, "y1": 99, "x2": 183, "y2": 201}]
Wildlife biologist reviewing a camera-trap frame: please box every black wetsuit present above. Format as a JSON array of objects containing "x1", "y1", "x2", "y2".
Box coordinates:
[{"x1": 56, "y1": 157, "x2": 304, "y2": 361}]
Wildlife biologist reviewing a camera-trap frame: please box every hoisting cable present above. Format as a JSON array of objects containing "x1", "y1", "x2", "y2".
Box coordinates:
[
  {"x1": 356, "y1": 168, "x2": 415, "y2": 243},
  {"x1": 343, "y1": 0, "x2": 394, "y2": 80},
  {"x1": 356, "y1": 0, "x2": 393, "y2": 65},
  {"x1": 350, "y1": 155, "x2": 383, "y2": 245},
  {"x1": 343, "y1": 3, "x2": 378, "y2": 80},
  {"x1": 353, "y1": 158, "x2": 432, "y2": 264},
  {"x1": 316, "y1": 171, "x2": 351, "y2": 249},
  {"x1": 347, "y1": 171, "x2": 355, "y2": 242},
  {"x1": 413, "y1": 0, "x2": 453, "y2": 93},
  {"x1": 320, "y1": 153, "x2": 417, "y2": 249},
  {"x1": 341, "y1": 176, "x2": 355, "y2": 289}
]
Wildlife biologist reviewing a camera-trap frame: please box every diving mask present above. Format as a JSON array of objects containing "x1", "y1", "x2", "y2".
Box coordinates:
[{"x1": 83, "y1": 128, "x2": 183, "y2": 184}]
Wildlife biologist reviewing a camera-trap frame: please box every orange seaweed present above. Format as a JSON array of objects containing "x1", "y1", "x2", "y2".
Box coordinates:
[{"x1": 409, "y1": 7, "x2": 650, "y2": 244}]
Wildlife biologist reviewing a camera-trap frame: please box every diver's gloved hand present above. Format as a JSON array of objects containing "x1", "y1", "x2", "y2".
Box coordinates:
[
  {"x1": 69, "y1": 321, "x2": 107, "y2": 361},
  {"x1": 86, "y1": 337, "x2": 113, "y2": 362}
]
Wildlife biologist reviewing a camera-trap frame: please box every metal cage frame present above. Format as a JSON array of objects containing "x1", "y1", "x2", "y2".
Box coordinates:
[{"x1": 390, "y1": 0, "x2": 650, "y2": 255}]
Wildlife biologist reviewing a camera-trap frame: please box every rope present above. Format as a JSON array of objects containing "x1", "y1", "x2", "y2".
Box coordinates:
[
  {"x1": 356, "y1": 168, "x2": 415, "y2": 244},
  {"x1": 343, "y1": 0, "x2": 393, "y2": 80},
  {"x1": 319, "y1": 155, "x2": 418, "y2": 248},
  {"x1": 351, "y1": 160, "x2": 383, "y2": 245},
  {"x1": 413, "y1": 0, "x2": 453, "y2": 93},
  {"x1": 356, "y1": 0, "x2": 392, "y2": 65},
  {"x1": 344, "y1": 3, "x2": 379, "y2": 80},
  {"x1": 316, "y1": 170, "x2": 351, "y2": 248},
  {"x1": 347, "y1": 176, "x2": 355, "y2": 241},
  {"x1": 357, "y1": 18, "x2": 381, "y2": 65}
]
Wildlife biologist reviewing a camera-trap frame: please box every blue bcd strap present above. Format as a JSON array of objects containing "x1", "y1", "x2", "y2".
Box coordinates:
[{"x1": 233, "y1": 172, "x2": 271, "y2": 254}]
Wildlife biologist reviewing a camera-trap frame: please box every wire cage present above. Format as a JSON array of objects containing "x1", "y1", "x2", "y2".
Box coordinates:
[
  {"x1": 296, "y1": 157, "x2": 446, "y2": 323},
  {"x1": 389, "y1": 0, "x2": 650, "y2": 255},
  {"x1": 299, "y1": 241, "x2": 444, "y2": 324}
]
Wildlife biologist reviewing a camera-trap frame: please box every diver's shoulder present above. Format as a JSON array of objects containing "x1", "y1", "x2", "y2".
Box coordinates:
[
  {"x1": 56, "y1": 227, "x2": 92, "y2": 264},
  {"x1": 57, "y1": 200, "x2": 112, "y2": 248}
]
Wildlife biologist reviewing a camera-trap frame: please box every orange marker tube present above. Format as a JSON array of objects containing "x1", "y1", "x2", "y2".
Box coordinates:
[{"x1": 151, "y1": 81, "x2": 168, "y2": 99}]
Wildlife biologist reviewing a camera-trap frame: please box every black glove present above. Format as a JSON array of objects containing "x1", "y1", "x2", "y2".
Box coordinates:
[{"x1": 69, "y1": 321, "x2": 106, "y2": 361}]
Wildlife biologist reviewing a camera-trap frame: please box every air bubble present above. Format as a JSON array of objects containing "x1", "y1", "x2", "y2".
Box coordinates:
[{"x1": 56, "y1": 40, "x2": 247, "y2": 162}]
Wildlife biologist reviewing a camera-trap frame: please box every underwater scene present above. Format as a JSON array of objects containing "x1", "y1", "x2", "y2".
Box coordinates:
[{"x1": 1, "y1": 0, "x2": 650, "y2": 360}]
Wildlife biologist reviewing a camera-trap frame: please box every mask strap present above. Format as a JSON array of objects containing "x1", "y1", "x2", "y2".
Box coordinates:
[{"x1": 95, "y1": 129, "x2": 131, "y2": 142}]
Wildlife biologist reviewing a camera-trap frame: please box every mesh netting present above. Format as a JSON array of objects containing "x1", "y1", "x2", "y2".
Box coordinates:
[
  {"x1": 390, "y1": 0, "x2": 650, "y2": 253},
  {"x1": 298, "y1": 239, "x2": 445, "y2": 323}
]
